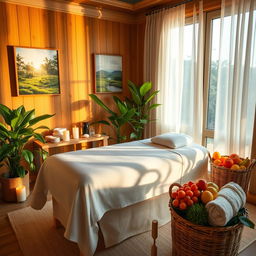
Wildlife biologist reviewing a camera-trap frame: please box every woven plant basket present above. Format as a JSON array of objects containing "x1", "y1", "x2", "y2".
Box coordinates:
[
  {"x1": 210, "y1": 157, "x2": 256, "y2": 193},
  {"x1": 169, "y1": 183, "x2": 244, "y2": 256}
]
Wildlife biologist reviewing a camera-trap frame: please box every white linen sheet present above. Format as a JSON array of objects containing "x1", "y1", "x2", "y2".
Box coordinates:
[{"x1": 31, "y1": 139, "x2": 209, "y2": 256}]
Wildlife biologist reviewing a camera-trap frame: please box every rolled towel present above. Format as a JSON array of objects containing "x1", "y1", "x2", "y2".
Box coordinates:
[
  {"x1": 206, "y1": 182, "x2": 246, "y2": 226},
  {"x1": 221, "y1": 182, "x2": 246, "y2": 207}
]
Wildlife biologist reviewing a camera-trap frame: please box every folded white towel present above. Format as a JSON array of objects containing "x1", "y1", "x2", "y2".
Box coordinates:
[{"x1": 206, "y1": 182, "x2": 246, "y2": 226}]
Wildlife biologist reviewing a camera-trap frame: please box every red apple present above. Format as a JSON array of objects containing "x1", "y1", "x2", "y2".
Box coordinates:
[
  {"x1": 190, "y1": 184, "x2": 198, "y2": 191},
  {"x1": 230, "y1": 154, "x2": 241, "y2": 164},
  {"x1": 224, "y1": 158, "x2": 234, "y2": 168},
  {"x1": 196, "y1": 179, "x2": 208, "y2": 191},
  {"x1": 188, "y1": 181, "x2": 194, "y2": 186}
]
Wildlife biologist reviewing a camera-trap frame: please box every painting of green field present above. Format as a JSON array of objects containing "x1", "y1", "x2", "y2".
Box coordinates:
[
  {"x1": 15, "y1": 47, "x2": 60, "y2": 95},
  {"x1": 95, "y1": 55, "x2": 122, "y2": 93}
]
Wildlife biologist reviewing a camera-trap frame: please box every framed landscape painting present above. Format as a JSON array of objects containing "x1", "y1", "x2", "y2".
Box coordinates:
[
  {"x1": 14, "y1": 47, "x2": 60, "y2": 95},
  {"x1": 94, "y1": 54, "x2": 123, "y2": 93}
]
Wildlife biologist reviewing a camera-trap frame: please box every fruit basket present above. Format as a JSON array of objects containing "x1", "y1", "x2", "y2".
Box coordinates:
[
  {"x1": 209, "y1": 153, "x2": 256, "y2": 193},
  {"x1": 169, "y1": 182, "x2": 244, "y2": 256}
]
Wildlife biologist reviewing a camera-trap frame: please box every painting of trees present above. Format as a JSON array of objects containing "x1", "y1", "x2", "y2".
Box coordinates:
[{"x1": 15, "y1": 47, "x2": 60, "y2": 95}]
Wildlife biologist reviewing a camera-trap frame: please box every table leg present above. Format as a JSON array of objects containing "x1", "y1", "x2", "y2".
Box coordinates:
[{"x1": 103, "y1": 138, "x2": 108, "y2": 146}]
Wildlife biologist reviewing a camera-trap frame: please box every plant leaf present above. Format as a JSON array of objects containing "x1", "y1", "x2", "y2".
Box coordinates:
[
  {"x1": 11, "y1": 116, "x2": 20, "y2": 130},
  {"x1": 140, "y1": 82, "x2": 152, "y2": 97},
  {"x1": 148, "y1": 103, "x2": 161, "y2": 111},
  {"x1": 130, "y1": 132, "x2": 138, "y2": 140},
  {"x1": 130, "y1": 90, "x2": 141, "y2": 105},
  {"x1": 15, "y1": 105, "x2": 25, "y2": 116},
  {"x1": 89, "y1": 94, "x2": 116, "y2": 115},
  {"x1": 16, "y1": 109, "x2": 35, "y2": 130},
  {"x1": 128, "y1": 80, "x2": 139, "y2": 93},
  {"x1": 0, "y1": 103, "x2": 12, "y2": 125},
  {"x1": 0, "y1": 144, "x2": 13, "y2": 162},
  {"x1": 128, "y1": 81, "x2": 141, "y2": 105},
  {"x1": 33, "y1": 126, "x2": 50, "y2": 131},
  {"x1": 113, "y1": 96, "x2": 127, "y2": 114},
  {"x1": 139, "y1": 119, "x2": 148, "y2": 124},
  {"x1": 17, "y1": 166, "x2": 26, "y2": 178},
  {"x1": 33, "y1": 133, "x2": 45, "y2": 143},
  {"x1": 29, "y1": 114, "x2": 54, "y2": 126},
  {"x1": 145, "y1": 90, "x2": 159, "y2": 105},
  {"x1": 118, "y1": 108, "x2": 136, "y2": 126},
  {"x1": 22, "y1": 149, "x2": 34, "y2": 165},
  {"x1": 239, "y1": 216, "x2": 255, "y2": 229}
]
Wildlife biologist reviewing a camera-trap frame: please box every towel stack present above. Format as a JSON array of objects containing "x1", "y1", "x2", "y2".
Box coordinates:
[
  {"x1": 45, "y1": 135, "x2": 60, "y2": 143},
  {"x1": 53, "y1": 128, "x2": 67, "y2": 139},
  {"x1": 206, "y1": 182, "x2": 246, "y2": 226}
]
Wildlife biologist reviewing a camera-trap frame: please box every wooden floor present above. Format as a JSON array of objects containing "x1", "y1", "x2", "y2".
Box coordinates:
[
  {"x1": 1, "y1": 190, "x2": 256, "y2": 256},
  {"x1": 0, "y1": 196, "x2": 30, "y2": 256},
  {"x1": 0, "y1": 183, "x2": 51, "y2": 256}
]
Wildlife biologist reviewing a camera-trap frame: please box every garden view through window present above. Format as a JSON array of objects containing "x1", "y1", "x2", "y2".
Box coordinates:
[{"x1": 184, "y1": 10, "x2": 256, "y2": 151}]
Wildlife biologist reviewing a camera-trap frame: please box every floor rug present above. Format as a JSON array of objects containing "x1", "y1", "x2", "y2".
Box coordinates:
[{"x1": 8, "y1": 201, "x2": 256, "y2": 256}]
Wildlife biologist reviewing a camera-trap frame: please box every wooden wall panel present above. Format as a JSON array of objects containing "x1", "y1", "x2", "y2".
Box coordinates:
[
  {"x1": 0, "y1": 3, "x2": 12, "y2": 106},
  {"x1": 130, "y1": 22, "x2": 145, "y2": 86},
  {"x1": 0, "y1": 2, "x2": 145, "y2": 141}
]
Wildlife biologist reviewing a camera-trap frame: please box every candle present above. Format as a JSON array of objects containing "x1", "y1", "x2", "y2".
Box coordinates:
[
  {"x1": 63, "y1": 130, "x2": 70, "y2": 141},
  {"x1": 16, "y1": 185, "x2": 26, "y2": 202},
  {"x1": 72, "y1": 126, "x2": 79, "y2": 139}
]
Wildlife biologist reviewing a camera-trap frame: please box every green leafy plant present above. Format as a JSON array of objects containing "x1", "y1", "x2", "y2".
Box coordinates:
[
  {"x1": 226, "y1": 208, "x2": 255, "y2": 229},
  {"x1": 126, "y1": 81, "x2": 160, "y2": 140},
  {"x1": 89, "y1": 94, "x2": 136, "y2": 143},
  {"x1": 89, "y1": 81, "x2": 160, "y2": 143},
  {"x1": 0, "y1": 104, "x2": 54, "y2": 178},
  {"x1": 186, "y1": 203, "x2": 209, "y2": 226}
]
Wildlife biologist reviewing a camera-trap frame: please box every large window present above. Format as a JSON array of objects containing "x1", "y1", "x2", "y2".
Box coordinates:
[
  {"x1": 203, "y1": 9, "x2": 256, "y2": 152},
  {"x1": 182, "y1": 12, "x2": 221, "y2": 151},
  {"x1": 203, "y1": 11, "x2": 221, "y2": 152}
]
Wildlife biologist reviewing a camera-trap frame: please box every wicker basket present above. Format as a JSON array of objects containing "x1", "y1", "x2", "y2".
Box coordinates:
[
  {"x1": 210, "y1": 157, "x2": 256, "y2": 193},
  {"x1": 169, "y1": 183, "x2": 244, "y2": 256}
]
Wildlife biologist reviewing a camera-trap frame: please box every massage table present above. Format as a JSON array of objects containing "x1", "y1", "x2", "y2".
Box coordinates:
[{"x1": 31, "y1": 138, "x2": 209, "y2": 256}]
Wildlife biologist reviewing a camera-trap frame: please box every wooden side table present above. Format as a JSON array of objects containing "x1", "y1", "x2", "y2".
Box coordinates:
[{"x1": 33, "y1": 135, "x2": 109, "y2": 168}]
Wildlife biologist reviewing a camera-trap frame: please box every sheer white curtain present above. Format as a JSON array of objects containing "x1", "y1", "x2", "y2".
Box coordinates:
[
  {"x1": 144, "y1": 2, "x2": 204, "y2": 144},
  {"x1": 213, "y1": 0, "x2": 256, "y2": 157}
]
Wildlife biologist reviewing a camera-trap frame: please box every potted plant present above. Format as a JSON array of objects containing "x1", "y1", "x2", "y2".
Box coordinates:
[
  {"x1": 89, "y1": 80, "x2": 160, "y2": 143},
  {"x1": 89, "y1": 94, "x2": 136, "y2": 143},
  {"x1": 0, "y1": 104, "x2": 53, "y2": 202},
  {"x1": 125, "y1": 81, "x2": 160, "y2": 140}
]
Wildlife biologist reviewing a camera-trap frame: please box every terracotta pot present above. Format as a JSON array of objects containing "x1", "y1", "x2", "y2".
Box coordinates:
[{"x1": 0, "y1": 171, "x2": 30, "y2": 202}]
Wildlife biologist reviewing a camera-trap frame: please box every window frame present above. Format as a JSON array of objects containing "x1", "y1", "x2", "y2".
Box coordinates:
[{"x1": 202, "y1": 10, "x2": 221, "y2": 147}]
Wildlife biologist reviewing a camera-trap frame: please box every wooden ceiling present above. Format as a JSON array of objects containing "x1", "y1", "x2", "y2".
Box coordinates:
[{"x1": 61, "y1": 0, "x2": 188, "y2": 13}]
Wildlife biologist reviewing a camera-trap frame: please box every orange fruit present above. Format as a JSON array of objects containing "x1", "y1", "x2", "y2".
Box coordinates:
[
  {"x1": 178, "y1": 190, "x2": 186, "y2": 199},
  {"x1": 231, "y1": 164, "x2": 240, "y2": 170},
  {"x1": 172, "y1": 199, "x2": 179, "y2": 208},
  {"x1": 179, "y1": 202, "x2": 187, "y2": 210},
  {"x1": 187, "y1": 199, "x2": 194, "y2": 206},
  {"x1": 193, "y1": 189, "x2": 201, "y2": 197},
  {"x1": 220, "y1": 156, "x2": 228, "y2": 163},
  {"x1": 192, "y1": 196, "x2": 198, "y2": 203},
  {"x1": 213, "y1": 152, "x2": 221, "y2": 160},
  {"x1": 201, "y1": 191, "x2": 214, "y2": 204},
  {"x1": 206, "y1": 187, "x2": 218, "y2": 199},
  {"x1": 186, "y1": 190, "x2": 193, "y2": 197},
  {"x1": 214, "y1": 159, "x2": 222, "y2": 166}
]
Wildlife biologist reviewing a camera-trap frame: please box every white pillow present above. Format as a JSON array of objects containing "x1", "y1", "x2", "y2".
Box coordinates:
[{"x1": 151, "y1": 133, "x2": 193, "y2": 149}]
